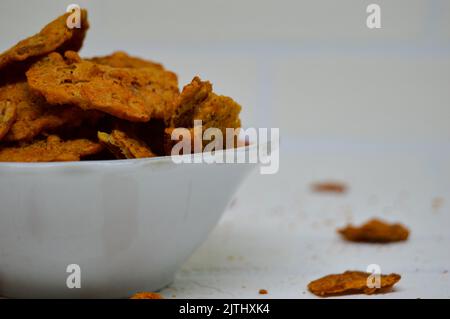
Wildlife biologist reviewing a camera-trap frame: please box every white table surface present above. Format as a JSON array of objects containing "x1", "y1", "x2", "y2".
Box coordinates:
[{"x1": 160, "y1": 143, "x2": 450, "y2": 298}]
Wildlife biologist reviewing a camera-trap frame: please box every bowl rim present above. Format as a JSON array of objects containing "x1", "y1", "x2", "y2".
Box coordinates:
[{"x1": 0, "y1": 140, "x2": 270, "y2": 169}]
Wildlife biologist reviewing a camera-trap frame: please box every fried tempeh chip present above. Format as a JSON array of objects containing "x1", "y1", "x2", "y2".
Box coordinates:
[
  {"x1": 98, "y1": 129, "x2": 155, "y2": 159},
  {"x1": 169, "y1": 76, "x2": 241, "y2": 130},
  {"x1": 0, "y1": 100, "x2": 17, "y2": 141},
  {"x1": 26, "y1": 51, "x2": 179, "y2": 122},
  {"x1": 0, "y1": 135, "x2": 102, "y2": 162},
  {"x1": 88, "y1": 51, "x2": 164, "y2": 70},
  {"x1": 338, "y1": 218, "x2": 409, "y2": 243},
  {"x1": 130, "y1": 292, "x2": 163, "y2": 299},
  {"x1": 164, "y1": 77, "x2": 241, "y2": 154},
  {"x1": 0, "y1": 10, "x2": 89, "y2": 73},
  {"x1": 0, "y1": 82, "x2": 90, "y2": 142},
  {"x1": 308, "y1": 271, "x2": 401, "y2": 297}
]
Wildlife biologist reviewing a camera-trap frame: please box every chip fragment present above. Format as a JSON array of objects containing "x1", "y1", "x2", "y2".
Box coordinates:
[
  {"x1": 26, "y1": 51, "x2": 179, "y2": 122},
  {"x1": 0, "y1": 135, "x2": 102, "y2": 162},
  {"x1": 0, "y1": 10, "x2": 89, "y2": 73},
  {"x1": 165, "y1": 76, "x2": 241, "y2": 154},
  {"x1": 308, "y1": 271, "x2": 401, "y2": 297},
  {"x1": 0, "y1": 100, "x2": 17, "y2": 141},
  {"x1": 338, "y1": 218, "x2": 409, "y2": 243},
  {"x1": 98, "y1": 129, "x2": 155, "y2": 159},
  {"x1": 0, "y1": 82, "x2": 91, "y2": 142},
  {"x1": 169, "y1": 76, "x2": 241, "y2": 130}
]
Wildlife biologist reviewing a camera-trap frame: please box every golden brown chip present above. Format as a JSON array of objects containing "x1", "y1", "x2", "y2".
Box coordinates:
[
  {"x1": 169, "y1": 76, "x2": 241, "y2": 130},
  {"x1": 0, "y1": 82, "x2": 90, "y2": 142},
  {"x1": 0, "y1": 100, "x2": 17, "y2": 141},
  {"x1": 165, "y1": 77, "x2": 241, "y2": 154},
  {"x1": 0, "y1": 135, "x2": 102, "y2": 162},
  {"x1": 130, "y1": 292, "x2": 163, "y2": 299},
  {"x1": 0, "y1": 9, "x2": 89, "y2": 73},
  {"x1": 338, "y1": 218, "x2": 409, "y2": 243},
  {"x1": 308, "y1": 271, "x2": 401, "y2": 297},
  {"x1": 88, "y1": 51, "x2": 164, "y2": 70},
  {"x1": 98, "y1": 129, "x2": 155, "y2": 159},
  {"x1": 26, "y1": 51, "x2": 179, "y2": 122}
]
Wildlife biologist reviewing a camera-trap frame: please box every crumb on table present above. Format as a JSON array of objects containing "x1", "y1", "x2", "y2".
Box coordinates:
[
  {"x1": 311, "y1": 181, "x2": 347, "y2": 194},
  {"x1": 130, "y1": 292, "x2": 163, "y2": 299}
]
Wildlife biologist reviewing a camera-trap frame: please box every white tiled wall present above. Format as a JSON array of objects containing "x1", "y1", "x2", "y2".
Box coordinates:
[
  {"x1": 437, "y1": 0, "x2": 450, "y2": 41},
  {"x1": 0, "y1": 0, "x2": 449, "y2": 145},
  {"x1": 271, "y1": 55, "x2": 450, "y2": 143}
]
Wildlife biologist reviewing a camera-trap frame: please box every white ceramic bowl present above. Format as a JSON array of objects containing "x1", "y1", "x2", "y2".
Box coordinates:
[{"x1": 0, "y1": 145, "x2": 259, "y2": 298}]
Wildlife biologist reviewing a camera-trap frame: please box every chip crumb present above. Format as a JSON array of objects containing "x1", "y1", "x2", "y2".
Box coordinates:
[
  {"x1": 308, "y1": 271, "x2": 401, "y2": 297},
  {"x1": 338, "y1": 218, "x2": 409, "y2": 243},
  {"x1": 432, "y1": 197, "x2": 444, "y2": 213},
  {"x1": 259, "y1": 289, "x2": 268, "y2": 295},
  {"x1": 130, "y1": 292, "x2": 163, "y2": 299},
  {"x1": 311, "y1": 181, "x2": 347, "y2": 194}
]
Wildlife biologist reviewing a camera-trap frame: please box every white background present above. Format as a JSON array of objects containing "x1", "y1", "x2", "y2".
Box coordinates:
[{"x1": 0, "y1": 0, "x2": 449, "y2": 298}]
